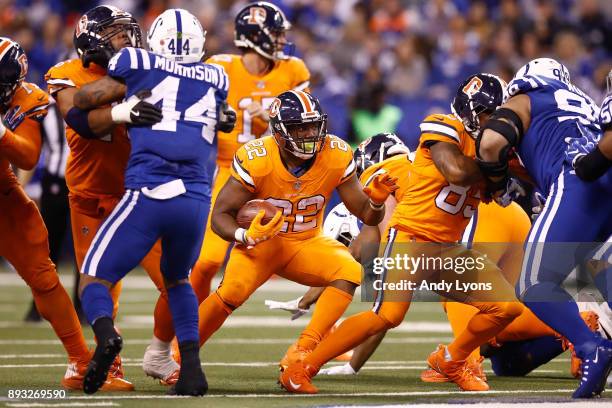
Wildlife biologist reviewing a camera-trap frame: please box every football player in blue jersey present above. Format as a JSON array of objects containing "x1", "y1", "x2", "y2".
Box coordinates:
[
  {"x1": 477, "y1": 58, "x2": 612, "y2": 398},
  {"x1": 71, "y1": 9, "x2": 235, "y2": 396}
]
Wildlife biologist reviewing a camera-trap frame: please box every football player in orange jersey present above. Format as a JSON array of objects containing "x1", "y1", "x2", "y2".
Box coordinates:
[
  {"x1": 45, "y1": 5, "x2": 175, "y2": 389},
  {"x1": 280, "y1": 73, "x2": 528, "y2": 394},
  {"x1": 0, "y1": 36, "x2": 92, "y2": 389},
  {"x1": 187, "y1": 1, "x2": 310, "y2": 303},
  {"x1": 197, "y1": 91, "x2": 397, "y2": 379}
]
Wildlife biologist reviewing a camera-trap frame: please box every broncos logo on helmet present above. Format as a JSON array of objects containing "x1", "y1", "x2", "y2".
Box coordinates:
[
  {"x1": 234, "y1": 1, "x2": 293, "y2": 61},
  {"x1": 0, "y1": 37, "x2": 28, "y2": 111},
  {"x1": 270, "y1": 90, "x2": 327, "y2": 159},
  {"x1": 353, "y1": 133, "x2": 410, "y2": 178},
  {"x1": 74, "y1": 5, "x2": 142, "y2": 69},
  {"x1": 451, "y1": 73, "x2": 507, "y2": 139}
]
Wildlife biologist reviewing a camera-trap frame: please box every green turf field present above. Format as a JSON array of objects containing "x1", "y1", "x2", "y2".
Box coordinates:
[{"x1": 0, "y1": 268, "x2": 610, "y2": 408}]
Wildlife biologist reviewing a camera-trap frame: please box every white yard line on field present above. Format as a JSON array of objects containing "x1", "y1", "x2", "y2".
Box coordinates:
[{"x1": 5, "y1": 403, "x2": 119, "y2": 408}]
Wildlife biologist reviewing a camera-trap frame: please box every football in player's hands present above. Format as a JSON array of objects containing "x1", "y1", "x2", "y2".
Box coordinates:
[{"x1": 236, "y1": 199, "x2": 279, "y2": 229}]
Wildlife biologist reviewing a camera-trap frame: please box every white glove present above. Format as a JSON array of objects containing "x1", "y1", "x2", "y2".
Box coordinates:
[
  {"x1": 319, "y1": 363, "x2": 357, "y2": 376},
  {"x1": 531, "y1": 192, "x2": 545, "y2": 221},
  {"x1": 264, "y1": 297, "x2": 309, "y2": 320},
  {"x1": 110, "y1": 91, "x2": 162, "y2": 126}
]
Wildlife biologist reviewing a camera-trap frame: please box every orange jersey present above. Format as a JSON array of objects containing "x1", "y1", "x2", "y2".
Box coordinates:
[
  {"x1": 0, "y1": 82, "x2": 49, "y2": 191},
  {"x1": 390, "y1": 113, "x2": 481, "y2": 242},
  {"x1": 45, "y1": 59, "x2": 130, "y2": 198},
  {"x1": 360, "y1": 154, "x2": 411, "y2": 201},
  {"x1": 232, "y1": 135, "x2": 354, "y2": 239},
  {"x1": 206, "y1": 54, "x2": 310, "y2": 167}
]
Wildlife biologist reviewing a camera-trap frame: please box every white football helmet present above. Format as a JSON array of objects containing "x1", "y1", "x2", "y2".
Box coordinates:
[
  {"x1": 323, "y1": 203, "x2": 360, "y2": 247},
  {"x1": 514, "y1": 57, "x2": 571, "y2": 85},
  {"x1": 147, "y1": 8, "x2": 206, "y2": 63}
]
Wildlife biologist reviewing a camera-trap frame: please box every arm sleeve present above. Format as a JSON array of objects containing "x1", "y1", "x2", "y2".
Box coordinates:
[
  {"x1": 419, "y1": 114, "x2": 462, "y2": 149},
  {"x1": 0, "y1": 116, "x2": 43, "y2": 170},
  {"x1": 574, "y1": 145, "x2": 612, "y2": 182},
  {"x1": 291, "y1": 58, "x2": 311, "y2": 92},
  {"x1": 107, "y1": 48, "x2": 139, "y2": 82}
]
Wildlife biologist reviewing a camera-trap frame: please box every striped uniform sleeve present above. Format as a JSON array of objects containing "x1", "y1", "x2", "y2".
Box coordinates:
[
  {"x1": 45, "y1": 62, "x2": 77, "y2": 96},
  {"x1": 419, "y1": 114, "x2": 462, "y2": 148},
  {"x1": 339, "y1": 157, "x2": 356, "y2": 184},
  {"x1": 600, "y1": 94, "x2": 612, "y2": 131},
  {"x1": 290, "y1": 57, "x2": 311, "y2": 92},
  {"x1": 230, "y1": 147, "x2": 256, "y2": 192},
  {"x1": 107, "y1": 47, "x2": 142, "y2": 81}
]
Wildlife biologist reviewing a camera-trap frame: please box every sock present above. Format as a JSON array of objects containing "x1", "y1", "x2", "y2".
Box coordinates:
[
  {"x1": 190, "y1": 260, "x2": 221, "y2": 303},
  {"x1": 149, "y1": 335, "x2": 171, "y2": 353},
  {"x1": 297, "y1": 286, "x2": 353, "y2": 351},
  {"x1": 178, "y1": 340, "x2": 201, "y2": 372},
  {"x1": 522, "y1": 282, "x2": 599, "y2": 357},
  {"x1": 489, "y1": 336, "x2": 564, "y2": 376},
  {"x1": 167, "y1": 283, "x2": 199, "y2": 344},
  {"x1": 305, "y1": 311, "x2": 388, "y2": 370},
  {"x1": 153, "y1": 292, "x2": 175, "y2": 343},
  {"x1": 444, "y1": 302, "x2": 480, "y2": 360},
  {"x1": 199, "y1": 291, "x2": 233, "y2": 346},
  {"x1": 92, "y1": 316, "x2": 117, "y2": 345},
  {"x1": 32, "y1": 279, "x2": 89, "y2": 364},
  {"x1": 495, "y1": 307, "x2": 557, "y2": 342},
  {"x1": 81, "y1": 282, "x2": 114, "y2": 327},
  {"x1": 447, "y1": 301, "x2": 522, "y2": 361},
  {"x1": 109, "y1": 280, "x2": 122, "y2": 320}
]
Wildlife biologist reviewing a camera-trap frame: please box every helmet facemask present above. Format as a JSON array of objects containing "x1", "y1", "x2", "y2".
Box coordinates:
[
  {"x1": 276, "y1": 117, "x2": 327, "y2": 159},
  {"x1": 81, "y1": 17, "x2": 142, "y2": 68}
]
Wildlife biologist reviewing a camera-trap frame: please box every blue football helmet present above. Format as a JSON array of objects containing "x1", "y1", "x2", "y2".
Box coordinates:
[
  {"x1": 234, "y1": 2, "x2": 292, "y2": 60},
  {"x1": 0, "y1": 37, "x2": 27, "y2": 111},
  {"x1": 451, "y1": 73, "x2": 507, "y2": 138},
  {"x1": 353, "y1": 133, "x2": 410, "y2": 178},
  {"x1": 269, "y1": 90, "x2": 327, "y2": 159}
]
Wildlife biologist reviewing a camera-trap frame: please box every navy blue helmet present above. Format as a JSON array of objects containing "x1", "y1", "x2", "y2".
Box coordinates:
[
  {"x1": 451, "y1": 73, "x2": 507, "y2": 138},
  {"x1": 269, "y1": 90, "x2": 327, "y2": 159},
  {"x1": 234, "y1": 2, "x2": 292, "y2": 60},
  {"x1": 0, "y1": 37, "x2": 27, "y2": 111},
  {"x1": 74, "y1": 5, "x2": 142, "y2": 68},
  {"x1": 353, "y1": 133, "x2": 410, "y2": 178}
]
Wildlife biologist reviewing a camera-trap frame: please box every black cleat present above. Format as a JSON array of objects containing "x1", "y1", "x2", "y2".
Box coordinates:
[
  {"x1": 167, "y1": 367, "x2": 208, "y2": 396},
  {"x1": 83, "y1": 333, "x2": 123, "y2": 394}
]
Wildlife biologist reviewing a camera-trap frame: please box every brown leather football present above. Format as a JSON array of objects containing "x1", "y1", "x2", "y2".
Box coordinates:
[{"x1": 236, "y1": 199, "x2": 279, "y2": 229}]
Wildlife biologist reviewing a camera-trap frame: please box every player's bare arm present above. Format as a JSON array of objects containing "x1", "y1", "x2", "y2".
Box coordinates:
[
  {"x1": 55, "y1": 86, "x2": 115, "y2": 136},
  {"x1": 337, "y1": 173, "x2": 397, "y2": 226},
  {"x1": 429, "y1": 141, "x2": 483, "y2": 186},
  {"x1": 211, "y1": 177, "x2": 256, "y2": 241},
  {"x1": 73, "y1": 76, "x2": 127, "y2": 109},
  {"x1": 477, "y1": 94, "x2": 531, "y2": 179}
]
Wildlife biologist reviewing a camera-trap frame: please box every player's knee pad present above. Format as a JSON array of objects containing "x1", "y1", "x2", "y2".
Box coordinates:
[
  {"x1": 376, "y1": 307, "x2": 406, "y2": 329},
  {"x1": 26, "y1": 264, "x2": 60, "y2": 295}
]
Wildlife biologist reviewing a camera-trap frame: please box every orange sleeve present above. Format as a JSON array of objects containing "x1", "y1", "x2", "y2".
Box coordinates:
[
  {"x1": 230, "y1": 146, "x2": 256, "y2": 192},
  {"x1": 45, "y1": 60, "x2": 78, "y2": 96},
  {"x1": 290, "y1": 58, "x2": 311, "y2": 92},
  {"x1": 0, "y1": 117, "x2": 42, "y2": 170},
  {"x1": 418, "y1": 114, "x2": 462, "y2": 148}
]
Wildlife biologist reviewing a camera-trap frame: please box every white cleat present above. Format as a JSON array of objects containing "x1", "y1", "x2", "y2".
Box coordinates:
[
  {"x1": 318, "y1": 362, "x2": 357, "y2": 376},
  {"x1": 142, "y1": 345, "x2": 180, "y2": 385}
]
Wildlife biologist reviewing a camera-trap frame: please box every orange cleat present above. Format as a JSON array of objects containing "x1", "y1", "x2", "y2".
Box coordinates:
[
  {"x1": 565, "y1": 311, "x2": 600, "y2": 378},
  {"x1": 427, "y1": 345, "x2": 489, "y2": 391},
  {"x1": 279, "y1": 362, "x2": 318, "y2": 394},
  {"x1": 279, "y1": 342, "x2": 311, "y2": 371},
  {"x1": 421, "y1": 355, "x2": 486, "y2": 383},
  {"x1": 61, "y1": 359, "x2": 134, "y2": 391}
]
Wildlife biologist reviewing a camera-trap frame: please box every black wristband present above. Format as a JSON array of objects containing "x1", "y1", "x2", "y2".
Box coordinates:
[{"x1": 574, "y1": 146, "x2": 612, "y2": 182}]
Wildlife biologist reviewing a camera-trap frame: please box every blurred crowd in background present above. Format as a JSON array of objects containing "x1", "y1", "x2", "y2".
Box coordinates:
[{"x1": 0, "y1": 0, "x2": 610, "y2": 148}]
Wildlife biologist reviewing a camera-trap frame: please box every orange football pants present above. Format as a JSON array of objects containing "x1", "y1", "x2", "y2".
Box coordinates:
[
  {"x1": 69, "y1": 193, "x2": 175, "y2": 341},
  {"x1": 0, "y1": 184, "x2": 89, "y2": 363}
]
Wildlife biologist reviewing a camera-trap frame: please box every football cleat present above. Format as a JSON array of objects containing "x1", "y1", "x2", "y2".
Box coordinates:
[
  {"x1": 61, "y1": 359, "x2": 133, "y2": 392},
  {"x1": 427, "y1": 344, "x2": 489, "y2": 391},
  {"x1": 171, "y1": 337, "x2": 181, "y2": 365},
  {"x1": 318, "y1": 362, "x2": 357, "y2": 376},
  {"x1": 563, "y1": 311, "x2": 600, "y2": 378},
  {"x1": 421, "y1": 355, "x2": 486, "y2": 383},
  {"x1": 279, "y1": 362, "x2": 318, "y2": 394},
  {"x1": 83, "y1": 333, "x2": 124, "y2": 394},
  {"x1": 167, "y1": 341, "x2": 207, "y2": 396},
  {"x1": 279, "y1": 342, "x2": 311, "y2": 371},
  {"x1": 572, "y1": 339, "x2": 612, "y2": 398},
  {"x1": 142, "y1": 345, "x2": 180, "y2": 386}
]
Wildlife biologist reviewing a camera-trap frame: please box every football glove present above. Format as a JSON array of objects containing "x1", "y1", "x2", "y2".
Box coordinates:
[
  {"x1": 565, "y1": 135, "x2": 596, "y2": 168},
  {"x1": 239, "y1": 210, "x2": 284, "y2": 247},
  {"x1": 264, "y1": 297, "x2": 310, "y2": 320},
  {"x1": 531, "y1": 191, "x2": 546, "y2": 221},
  {"x1": 111, "y1": 90, "x2": 163, "y2": 126},
  {"x1": 218, "y1": 101, "x2": 237, "y2": 133},
  {"x1": 363, "y1": 173, "x2": 399, "y2": 206},
  {"x1": 494, "y1": 177, "x2": 526, "y2": 207}
]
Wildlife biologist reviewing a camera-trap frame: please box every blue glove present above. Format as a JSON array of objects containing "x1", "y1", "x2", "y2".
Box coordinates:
[{"x1": 495, "y1": 178, "x2": 526, "y2": 207}]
